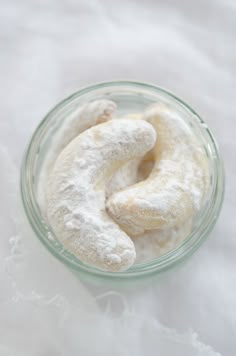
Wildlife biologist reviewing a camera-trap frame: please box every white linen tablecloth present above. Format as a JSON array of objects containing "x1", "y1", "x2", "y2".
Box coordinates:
[{"x1": 1, "y1": 0, "x2": 235, "y2": 355}]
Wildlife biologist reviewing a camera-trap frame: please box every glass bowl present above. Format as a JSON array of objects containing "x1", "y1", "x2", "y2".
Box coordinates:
[{"x1": 20, "y1": 81, "x2": 224, "y2": 280}]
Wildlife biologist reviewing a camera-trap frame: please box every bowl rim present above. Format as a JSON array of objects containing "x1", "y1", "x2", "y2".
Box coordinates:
[{"x1": 20, "y1": 80, "x2": 225, "y2": 279}]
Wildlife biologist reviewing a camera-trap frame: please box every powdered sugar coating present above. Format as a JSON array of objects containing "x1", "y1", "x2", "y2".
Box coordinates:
[
  {"x1": 105, "y1": 113, "x2": 143, "y2": 197},
  {"x1": 46, "y1": 119, "x2": 156, "y2": 271},
  {"x1": 54, "y1": 99, "x2": 117, "y2": 155},
  {"x1": 106, "y1": 160, "x2": 140, "y2": 197},
  {"x1": 107, "y1": 103, "x2": 209, "y2": 235},
  {"x1": 38, "y1": 100, "x2": 117, "y2": 212}
]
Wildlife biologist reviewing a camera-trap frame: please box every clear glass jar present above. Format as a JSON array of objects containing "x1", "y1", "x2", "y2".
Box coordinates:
[{"x1": 20, "y1": 81, "x2": 224, "y2": 280}]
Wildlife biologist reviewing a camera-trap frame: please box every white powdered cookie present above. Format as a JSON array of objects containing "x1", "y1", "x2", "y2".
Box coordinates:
[
  {"x1": 46, "y1": 119, "x2": 156, "y2": 271},
  {"x1": 107, "y1": 104, "x2": 209, "y2": 235}
]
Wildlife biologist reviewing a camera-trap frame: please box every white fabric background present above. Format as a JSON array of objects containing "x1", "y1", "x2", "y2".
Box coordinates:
[{"x1": 1, "y1": 0, "x2": 235, "y2": 355}]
